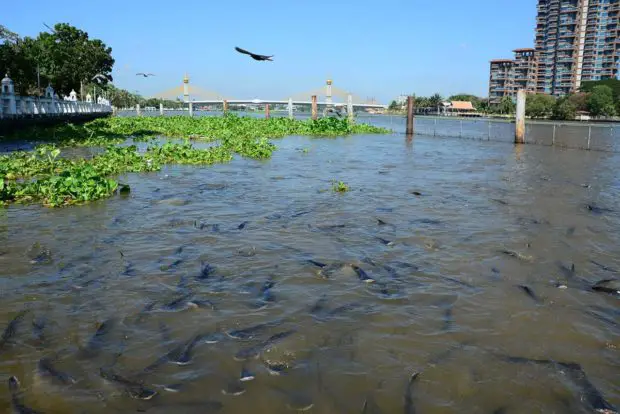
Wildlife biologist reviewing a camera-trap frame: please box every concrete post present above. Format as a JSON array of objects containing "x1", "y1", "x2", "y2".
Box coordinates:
[
  {"x1": 311, "y1": 95, "x2": 318, "y2": 120},
  {"x1": 515, "y1": 90, "x2": 526, "y2": 144},
  {"x1": 223, "y1": 100, "x2": 228, "y2": 114},
  {"x1": 189, "y1": 101, "x2": 193, "y2": 117},
  {"x1": 347, "y1": 94, "x2": 354, "y2": 122},
  {"x1": 160, "y1": 103, "x2": 164, "y2": 116},
  {"x1": 265, "y1": 103, "x2": 270, "y2": 119},
  {"x1": 288, "y1": 98, "x2": 293, "y2": 119},
  {"x1": 136, "y1": 104, "x2": 141, "y2": 116},
  {"x1": 325, "y1": 79, "x2": 333, "y2": 106},
  {"x1": 183, "y1": 73, "x2": 190, "y2": 104},
  {"x1": 406, "y1": 96, "x2": 415, "y2": 135}
]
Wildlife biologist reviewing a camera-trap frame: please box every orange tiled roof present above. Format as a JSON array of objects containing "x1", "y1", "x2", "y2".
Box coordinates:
[{"x1": 450, "y1": 101, "x2": 475, "y2": 110}]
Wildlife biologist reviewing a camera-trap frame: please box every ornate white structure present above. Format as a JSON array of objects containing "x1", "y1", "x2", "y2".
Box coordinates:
[{"x1": 0, "y1": 75, "x2": 112, "y2": 120}]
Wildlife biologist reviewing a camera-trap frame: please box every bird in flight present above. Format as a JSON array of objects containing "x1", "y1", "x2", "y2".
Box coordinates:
[
  {"x1": 136, "y1": 73, "x2": 156, "y2": 77},
  {"x1": 92, "y1": 74, "x2": 110, "y2": 84},
  {"x1": 235, "y1": 47, "x2": 273, "y2": 62}
]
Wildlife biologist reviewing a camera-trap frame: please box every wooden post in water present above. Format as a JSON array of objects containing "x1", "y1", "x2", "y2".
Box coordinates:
[
  {"x1": 347, "y1": 94, "x2": 354, "y2": 123},
  {"x1": 406, "y1": 96, "x2": 415, "y2": 135},
  {"x1": 311, "y1": 95, "x2": 318, "y2": 120},
  {"x1": 515, "y1": 90, "x2": 526, "y2": 144},
  {"x1": 288, "y1": 98, "x2": 293, "y2": 119},
  {"x1": 223, "y1": 100, "x2": 228, "y2": 115},
  {"x1": 159, "y1": 103, "x2": 164, "y2": 116},
  {"x1": 136, "y1": 104, "x2": 141, "y2": 116},
  {"x1": 265, "y1": 104, "x2": 270, "y2": 119}
]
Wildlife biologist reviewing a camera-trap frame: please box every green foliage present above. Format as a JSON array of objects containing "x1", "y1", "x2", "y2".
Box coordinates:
[
  {"x1": 580, "y1": 79, "x2": 620, "y2": 102},
  {"x1": 587, "y1": 85, "x2": 616, "y2": 117},
  {"x1": 428, "y1": 93, "x2": 443, "y2": 108},
  {"x1": 525, "y1": 94, "x2": 556, "y2": 118},
  {"x1": 498, "y1": 96, "x2": 516, "y2": 115},
  {"x1": 0, "y1": 23, "x2": 114, "y2": 96},
  {"x1": 1, "y1": 115, "x2": 388, "y2": 207},
  {"x1": 552, "y1": 97, "x2": 577, "y2": 120},
  {"x1": 332, "y1": 180, "x2": 349, "y2": 193},
  {"x1": 568, "y1": 93, "x2": 588, "y2": 112},
  {"x1": 388, "y1": 100, "x2": 400, "y2": 111},
  {"x1": 147, "y1": 142, "x2": 234, "y2": 164}
]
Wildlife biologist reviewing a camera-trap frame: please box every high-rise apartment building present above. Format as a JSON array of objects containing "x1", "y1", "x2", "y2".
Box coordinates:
[
  {"x1": 489, "y1": 0, "x2": 619, "y2": 101},
  {"x1": 488, "y1": 49, "x2": 538, "y2": 104},
  {"x1": 536, "y1": 0, "x2": 619, "y2": 96}
]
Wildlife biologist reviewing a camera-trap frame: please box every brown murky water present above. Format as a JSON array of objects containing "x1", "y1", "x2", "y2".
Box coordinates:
[{"x1": 0, "y1": 132, "x2": 618, "y2": 413}]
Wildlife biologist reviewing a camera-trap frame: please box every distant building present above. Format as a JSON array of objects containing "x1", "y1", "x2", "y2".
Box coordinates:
[
  {"x1": 396, "y1": 94, "x2": 408, "y2": 106},
  {"x1": 488, "y1": 0, "x2": 620, "y2": 100},
  {"x1": 535, "y1": 0, "x2": 620, "y2": 95},
  {"x1": 489, "y1": 49, "x2": 539, "y2": 105},
  {"x1": 489, "y1": 59, "x2": 516, "y2": 105},
  {"x1": 439, "y1": 101, "x2": 478, "y2": 116}
]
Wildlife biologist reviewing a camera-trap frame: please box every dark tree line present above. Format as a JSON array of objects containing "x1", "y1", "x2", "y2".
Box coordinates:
[{"x1": 0, "y1": 23, "x2": 114, "y2": 97}]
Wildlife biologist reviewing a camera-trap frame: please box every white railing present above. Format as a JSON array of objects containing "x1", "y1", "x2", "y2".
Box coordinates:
[{"x1": 0, "y1": 95, "x2": 112, "y2": 120}]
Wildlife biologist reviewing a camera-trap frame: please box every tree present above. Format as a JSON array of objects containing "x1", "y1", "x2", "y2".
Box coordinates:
[
  {"x1": 587, "y1": 85, "x2": 616, "y2": 117},
  {"x1": 498, "y1": 96, "x2": 515, "y2": 114},
  {"x1": 0, "y1": 23, "x2": 114, "y2": 96},
  {"x1": 552, "y1": 97, "x2": 576, "y2": 120},
  {"x1": 428, "y1": 93, "x2": 443, "y2": 108},
  {"x1": 525, "y1": 94, "x2": 556, "y2": 118},
  {"x1": 388, "y1": 100, "x2": 399, "y2": 111},
  {"x1": 580, "y1": 79, "x2": 620, "y2": 102},
  {"x1": 567, "y1": 93, "x2": 588, "y2": 112}
]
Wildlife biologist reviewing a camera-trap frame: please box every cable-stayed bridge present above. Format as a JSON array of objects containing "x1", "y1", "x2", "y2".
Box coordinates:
[{"x1": 151, "y1": 76, "x2": 386, "y2": 110}]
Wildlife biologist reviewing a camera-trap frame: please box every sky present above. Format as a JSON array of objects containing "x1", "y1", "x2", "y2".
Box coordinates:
[{"x1": 5, "y1": 0, "x2": 538, "y2": 103}]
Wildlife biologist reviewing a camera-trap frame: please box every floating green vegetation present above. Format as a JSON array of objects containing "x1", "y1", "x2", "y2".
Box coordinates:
[
  {"x1": 1, "y1": 115, "x2": 387, "y2": 207},
  {"x1": 146, "y1": 142, "x2": 233, "y2": 165},
  {"x1": 332, "y1": 180, "x2": 350, "y2": 193},
  {"x1": 0, "y1": 143, "x2": 232, "y2": 207}
]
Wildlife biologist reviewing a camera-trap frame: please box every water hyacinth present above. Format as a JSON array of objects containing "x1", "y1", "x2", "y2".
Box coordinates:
[{"x1": 0, "y1": 115, "x2": 388, "y2": 207}]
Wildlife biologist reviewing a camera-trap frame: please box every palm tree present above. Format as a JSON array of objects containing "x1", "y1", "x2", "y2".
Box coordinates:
[{"x1": 429, "y1": 93, "x2": 443, "y2": 114}]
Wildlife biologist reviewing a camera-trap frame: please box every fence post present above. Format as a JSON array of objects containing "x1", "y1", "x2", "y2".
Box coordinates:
[
  {"x1": 223, "y1": 99, "x2": 228, "y2": 115},
  {"x1": 406, "y1": 96, "x2": 414, "y2": 135},
  {"x1": 587, "y1": 125, "x2": 591, "y2": 150},
  {"x1": 288, "y1": 98, "x2": 293, "y2": 119},
  {"x1": 460, "y1": 119, "x2": 463, "y2": 138},
  {"x1": 434, "y1": 117, "x2": 437, "y2": 136},
  {"x1": 311, "y1": 95, "x2": 318, "y2": 120},
  {"x1": 488, "y1": 120, "x2": 491, "y2": 140},
  {"x1": 347, "y1": 94, "x2": 354, "y2": 123},
  {"x1": 159, "y1": 103, "x2": 164, "y2": 116},
  {"x1": 136, "y1": 104, "x2": 141, "y2": 116},
  {"x1": 189, "y1": 101, "x2": 193, "y2": 117},
  {"x1": 265, "y1": 103, "x2": 270, "y2": 119},
  {"x1": 515, "y1": 89, "x2": 526, "y2": 144},
  {"x1": 552, "y1": 124, "x2": 556, "y2": 146}
]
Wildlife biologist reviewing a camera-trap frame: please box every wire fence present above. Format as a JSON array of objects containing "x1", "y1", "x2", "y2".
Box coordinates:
[
  {"x1": 356, "y1": 115, "x2": 620, "y2": 153},
  {"x1": 115, "y1": 110, "x2": 620, "y2": 153}
]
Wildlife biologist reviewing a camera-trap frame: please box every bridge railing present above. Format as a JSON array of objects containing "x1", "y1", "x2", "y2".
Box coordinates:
[{"x1": 0, "y1": 75, "x2": 112, "y2": 120}]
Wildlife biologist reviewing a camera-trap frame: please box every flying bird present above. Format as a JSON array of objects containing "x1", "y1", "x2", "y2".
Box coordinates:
[
  {"x1": 136, "y1": 73, "x2": 156, "y2": 77},
  {"x1": 92, "y1": 74, "x2": 110, "y2": 84},
  {"x1": 235, "y1": 47, "x2": 273, "y2": 62}
]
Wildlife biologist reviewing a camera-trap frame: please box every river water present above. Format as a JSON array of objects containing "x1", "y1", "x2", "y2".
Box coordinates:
[{"x1": 0, "y1": 131, "x2": 619, "y2": 413}]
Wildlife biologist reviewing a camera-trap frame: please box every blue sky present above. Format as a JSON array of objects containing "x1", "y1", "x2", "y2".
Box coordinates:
[{"x1": 5, "y1": 0, "x2": 537, "y2": 102}]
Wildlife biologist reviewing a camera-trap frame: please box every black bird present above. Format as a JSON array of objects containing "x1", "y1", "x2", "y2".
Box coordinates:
[
  {"x1": 136, "y1": 73, "x2": 155, "y2": 77},
  {"x1": 235, "y1": 46, "x2": 273, "y2": 61}
]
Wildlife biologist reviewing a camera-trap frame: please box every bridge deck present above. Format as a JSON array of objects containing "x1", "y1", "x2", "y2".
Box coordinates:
[{"x1": 188, "y1": 99, "x2": 387, "y2": 109}]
